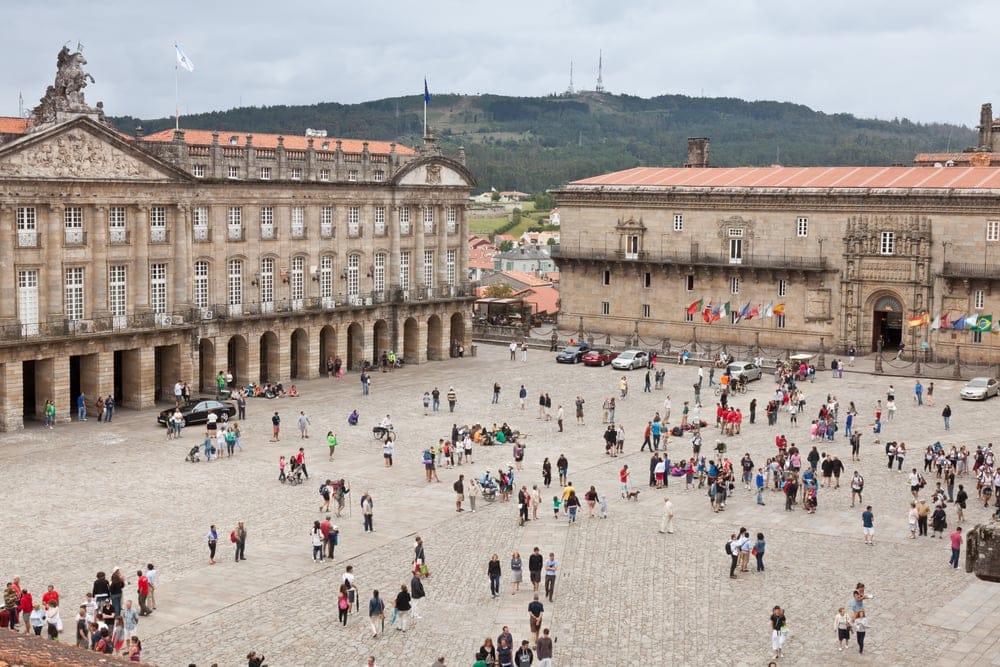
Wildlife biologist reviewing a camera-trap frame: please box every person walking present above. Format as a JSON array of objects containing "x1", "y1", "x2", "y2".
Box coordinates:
[
  {"x1": 834, "y1": 607, "x2": 851, "y2": 651},
  {"x1": 206, "y1": 525, "x2": 218, "y2": 564},
  {"x1": 575, "y1": 396, "x2": 585, "y2": 425},
  {"x1": 770, "y1": 605, "x2": 788, "y2": 659},
  {"x1": 492, "y1": 382, "x2": 501, "y2": 405},
  {"x1": 270, "y1": 411, "x2": 281, "y2": 442},
  {"x1": 409, "y1": 571, "x2": 426, "y2": 621},
  {"x1": 392, "y1": 585, "x2": 411, "y2": 632},
  {"x1": 135, "y1": 570, "x2": 152, "y2": 616},
  {"x1": 556, "y1": 405, "x2": 564, "y2": 432},
  {"x1": 447, "y1": 387, "x2": 458, "y2": 412},
  {"x1": 234, "y1": 521, "x2": 247, "y2": 561},
  {"x1": 754, "y1": 532, "x2": 766, "y2": 571},
  {"x1": 298, "y1": 411, "x2": 311, "y2": 438},
  {"x1": 544, "y1": 552, "x2": 558, "y2": 602},
  {"x1": 488, "y1": 554, "x2": 502, "y2": 598},
  {"x1": 914, "y1": 380, "x2": 924, "y2": 406},
  {"x1": 368, "y1": 590, "x2": 385, "y2": 638},
  {"x1": 950, "y1": 526, "x2": 964, "y2": 569},
  {"x1": 853, "y1": 610, "x2": 870, "y2": 654},
  {"x1": 361, "y1": 491, "x2": 374, "y2": 533},
  {"x1": 659, "y1": 496, "x2": 675, "y2": 534},
  {"x1": 519, "y1": 385, "x2": 527, "y2": 410},
  {"x1": 862, "y1": 505, "x2": 876, "y2": 545},
  {"x1": 311, "y1": 520, "x2": 325, "y2": 561}
]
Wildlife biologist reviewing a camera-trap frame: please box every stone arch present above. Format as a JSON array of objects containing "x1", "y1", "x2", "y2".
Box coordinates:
[
  {"x1": 347, "y1": 321, "x2": 364, "y2": 371},
  {"x1": 403, "y1": 317, "x2": 420, "y2": 363},
  {"x1": 226, "y1": 334, "x2": 248, "y2": 386},
  {"x1": 427, "y1": 314, "x2": 443, "y2": 361},
  {"x1": 319, "y1": 325, "x2": 338, "y2": 375},
  {"x1": 866, "y1": 290, "x2": 905, "y2": 352},
  {"x1": 259, "y1": 331, "x2": 280, "y2": 383},
  {"x1": 290, "y1": 328, "x2": 309, "y2": 379},
  {"x1": 198, "y1": 338, "x2": 215, "y2": 393},
  {"x1": 373, "y1": 319, "x2": 390, "y2": 365},
  {"x1": 449, "y1": 312, "x2": 466, "y2": 356}
]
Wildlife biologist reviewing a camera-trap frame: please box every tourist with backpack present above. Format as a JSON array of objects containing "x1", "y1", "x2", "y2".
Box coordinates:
[{"x1": 726, "y1": 533, "x2": 740, "y2": 578}]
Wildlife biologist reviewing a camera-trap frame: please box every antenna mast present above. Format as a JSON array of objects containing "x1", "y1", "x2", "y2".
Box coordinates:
[
  {"x1": 566, "y1": 61, "x2": 575, "y2": 95},
  {"x1": 596, "y1": 50, "x2": 604, "y2": 93}
]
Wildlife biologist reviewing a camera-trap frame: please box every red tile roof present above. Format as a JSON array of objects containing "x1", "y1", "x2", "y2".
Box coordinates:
[
  {"x1": 141, "y1": 128, "x2": 414, "y2": 155},
  {"x1": 570, "y1": 165, "x2": 1000, "y2": 191},
  {"x1": 516, "y1": 285, "x2": 560, "y2": 314},
  {"x1": 0, "y1": 117, "x2": 31, "y2": 134},
  {"x1": 0, "y1": 631, "x2": 152, "y2": 666},
  {"x1": 502, "y1": 271, "x2": 555, "y2": 287}
]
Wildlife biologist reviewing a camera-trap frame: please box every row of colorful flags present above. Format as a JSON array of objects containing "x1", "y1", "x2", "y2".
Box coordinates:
[
  {"x1": 686, "y1": 299, "x2": 786, "y2": 324},
  {"x1": 909, "y1": 312, "x2": 995, "y2": 333}
]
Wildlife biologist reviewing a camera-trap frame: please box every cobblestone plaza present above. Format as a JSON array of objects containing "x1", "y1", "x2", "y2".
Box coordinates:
[{"x1": 1, "y1": 344, "x2": 998, "y2": 665}]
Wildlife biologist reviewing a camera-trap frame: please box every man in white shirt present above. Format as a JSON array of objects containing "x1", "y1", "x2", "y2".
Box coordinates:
[
  {"x1": 145, "y1": 564, "x2": 157, "y2": 610},
  {"x1": 663, "y1": 395, "x2": 672, "y2": 423},
  {"x1": 173, "y1": 381, "x2": 183, "y2": 406}
]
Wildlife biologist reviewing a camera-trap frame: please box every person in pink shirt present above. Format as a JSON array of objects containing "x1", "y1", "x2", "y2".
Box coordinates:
[{"x1": 949, "y1": 527, "x2": 963, "y2": 569}]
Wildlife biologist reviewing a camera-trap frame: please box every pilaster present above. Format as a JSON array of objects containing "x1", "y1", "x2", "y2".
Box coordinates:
[{"x1": 0, "y1": 362, "x2": 24, "y2": 431}]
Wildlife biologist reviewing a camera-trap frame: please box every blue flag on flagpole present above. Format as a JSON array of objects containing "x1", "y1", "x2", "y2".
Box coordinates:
[{"x1": 423, "y1": 79, "x2": 431, "y2": 104}]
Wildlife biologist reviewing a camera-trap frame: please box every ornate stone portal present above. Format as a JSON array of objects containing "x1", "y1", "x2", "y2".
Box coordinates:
[{"x1": 31, "y1": 46, "x2": 106, "y2": 127}]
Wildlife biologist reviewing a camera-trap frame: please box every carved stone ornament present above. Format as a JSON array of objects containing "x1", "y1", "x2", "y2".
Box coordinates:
[
  {"x1": 31, "y1": 46, "x2": 104, "y2": 126},
  {"x1": 425, "y1": 163, "x2": 442, "y2": 185},
  {"x1": 0, "y1": 127, "x2": 167, "y2": 180}
]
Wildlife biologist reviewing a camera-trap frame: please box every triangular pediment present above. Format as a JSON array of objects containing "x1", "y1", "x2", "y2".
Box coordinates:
[{"x1": 0, "y1": 117, "x2": 188, "y2": 181}]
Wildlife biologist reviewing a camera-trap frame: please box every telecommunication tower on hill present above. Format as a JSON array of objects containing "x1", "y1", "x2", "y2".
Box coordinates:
[
  {"x1": 566, "y1": 61, "x2": 575, "y2": 95},
  {"x1": 596, "y1": 51, "x2": 605, "y2": 93}
]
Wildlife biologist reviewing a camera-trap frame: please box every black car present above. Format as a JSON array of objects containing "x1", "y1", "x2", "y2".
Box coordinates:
[
  {"x1": 157, "y1": 399, "x2": 236, "y2": 426},
  {"x1": 555, "y1": 342, "x2": 591, "y2": 363}
]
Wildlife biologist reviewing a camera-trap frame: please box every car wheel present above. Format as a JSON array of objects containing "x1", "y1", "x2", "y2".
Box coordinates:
[
  {"x1": 221, "y1": 413, "x2": 229, "y2": 422},
  {"x1": 600, "y1": 360, "x2": 606, "y2": 367}
]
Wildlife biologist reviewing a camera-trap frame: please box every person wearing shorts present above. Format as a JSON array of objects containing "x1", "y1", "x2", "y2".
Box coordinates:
[
  {"x1": 861, "y1": 505, "x2": 875, "y2": 545},
  {"x1": 383, "y1": 439, "x2": 394, "y2": 467}
]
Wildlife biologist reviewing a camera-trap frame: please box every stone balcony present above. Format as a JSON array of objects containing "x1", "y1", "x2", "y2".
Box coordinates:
[{"x1": 550, "y1": 245, "x2": 828, "y2": 271}]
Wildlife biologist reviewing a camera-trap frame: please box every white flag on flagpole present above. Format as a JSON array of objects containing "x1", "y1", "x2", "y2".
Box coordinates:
[{"x1": 175, "y1": 43, "x2": 195, "y2": 72}]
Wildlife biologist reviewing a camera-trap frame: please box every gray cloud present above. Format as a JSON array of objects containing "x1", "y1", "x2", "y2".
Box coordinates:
[{"x1": 2, "y1": 0, "x2": 986, "y2": 126}]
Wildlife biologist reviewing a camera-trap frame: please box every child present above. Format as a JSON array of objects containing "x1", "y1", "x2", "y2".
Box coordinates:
[
  {"x1": 552, "y1": 496, "x2": 562, "y2": 519},
  {"x1": 278, "y1": 455, "x2": 287, "y2": 482}
]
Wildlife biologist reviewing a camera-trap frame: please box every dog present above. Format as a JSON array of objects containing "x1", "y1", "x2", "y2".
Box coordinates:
[{"x1": 625, "y1": 489, "x2": 641, "y2": 501}]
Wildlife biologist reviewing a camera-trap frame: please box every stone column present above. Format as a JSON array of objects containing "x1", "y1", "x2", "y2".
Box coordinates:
[
  {"x1": 133, "y1": 205, "x2": 150, "y2": 309},
  {"x1": 389, "y1": 205, "x2": 401, "y2": 290},
  {"x1": 92, "y1": 205, "x2": 109, "y2": 314},
  {"x1": 415, "y1": 318, "x2": 428, "y2": 363},
  {"x1": 437, "y1": 204, "x2": 448, "y2": 291},
  {"x1": 301, "y1": 325, "x2": 321, "y2": 380},
  {"x1": 174, "y1": 204, "x2": 190, "y2": 311},
  {"x1": 45, "y1": 204, "x2": 63, "y2": 319},
  {"x1": 277, "y1": 331, "x2": 291, "y2": 382},
  {"x1": 457, "y1": 203, "x2": 469, "y2": 290},
  {"x1": 0, "y1": 361, "x2": 24, "y2": 431},
  {"x1": 37, "y1": 356, "x2": 70, "y2": 423},
  {"x1": 0, "y1": 206, "x2": 15, "y2": 322},
  {"x1": 121, "y1": 347, "x2": 156, "y2": 410}
]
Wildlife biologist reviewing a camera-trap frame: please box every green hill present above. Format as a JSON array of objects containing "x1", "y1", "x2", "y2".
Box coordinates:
[{"x1": 113, "y1": 92, "x2": 976, "y2": 193}]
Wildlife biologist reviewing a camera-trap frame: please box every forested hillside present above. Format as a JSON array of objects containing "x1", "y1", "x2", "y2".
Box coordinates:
[{"x1": 113, "y1": 92, "x2": 975, "y2": 192}]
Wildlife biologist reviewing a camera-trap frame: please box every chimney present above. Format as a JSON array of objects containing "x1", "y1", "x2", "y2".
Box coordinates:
[{"x1": 685, "y1": 137, "x2": 710, "y2": 168}]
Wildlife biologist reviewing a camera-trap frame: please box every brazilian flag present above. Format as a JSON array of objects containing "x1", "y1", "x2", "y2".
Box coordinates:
[{"x1": 972, "y1": 315, "x2": 993, "y2": 332}]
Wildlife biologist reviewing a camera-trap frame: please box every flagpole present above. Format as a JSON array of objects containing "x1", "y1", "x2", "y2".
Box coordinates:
[{"x1": 174, "y1": 62, "x2": 179, "y2": 131}]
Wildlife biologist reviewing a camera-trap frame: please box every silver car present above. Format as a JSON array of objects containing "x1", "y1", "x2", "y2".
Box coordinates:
[
  {"x1": 961, "y1": 377, "x2": 999, "y2": 400},
  {"x1": 727, "y1": 361, "x2": 762, "y2": 382},
  {"x1": 612, "y1": 350, "x2": 648, "y2": 370}
]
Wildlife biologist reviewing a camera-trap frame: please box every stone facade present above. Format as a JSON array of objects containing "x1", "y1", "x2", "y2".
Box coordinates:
[
  {"x1": 0, "y1": 113, "x2": 475, "y2": 431},
  {"x1": 552, "y1": 166, "x2": 1000, "y2": 365}
]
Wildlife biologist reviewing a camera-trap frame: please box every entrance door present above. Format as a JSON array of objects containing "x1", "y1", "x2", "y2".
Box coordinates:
[
  {"x1": 872, "y1": 296, "x2": 903, "y2": 352},
  {"x1": 18, "y1": 269, "x2": 39, "y2": 336}
]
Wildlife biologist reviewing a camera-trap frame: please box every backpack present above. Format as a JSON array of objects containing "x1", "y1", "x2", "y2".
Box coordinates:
[
  {"x1": 320, "y1": 484, "x2": 330, "y2": 498},
  {"x1": 230, "y1": 531, "x2": 237, "y2": 543},
  {"x1": 724, "y1": 541, "x2": 733, "y2": 556},
  {"x1": 453, "y1": 480, "x2": 464, "y2": 494}
]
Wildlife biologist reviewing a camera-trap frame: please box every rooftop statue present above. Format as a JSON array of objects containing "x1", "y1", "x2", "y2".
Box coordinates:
[{"x1": 32, "y1": 46, "x2": 102, "y2": 125}]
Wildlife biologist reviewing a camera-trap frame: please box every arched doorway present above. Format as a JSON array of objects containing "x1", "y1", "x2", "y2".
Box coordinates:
[
  {"x1": 347, "y1": 322, "x2": 364, "y2": 371},
  {"x1": 871, "y1": 295, "x2": 903, "y2": 352},
  {"x1": 227, "y1": 335, "x2": 248, "y2": 386},
  {"x1": 427, "y1": 314, "x2": 442, "y2": 361},
  {"x1": 319, "y1": 325, "x2": 337, "y2": 375},
  {"x1": 198, "y1": 338, "x2": 215, "y2": 393},
  {"x1": 449, "y1": 312, "x2": 465, "y2": 356},
  {"x1": 259, "y1": 331, "x2": 279, "y2": 383},
  {"x1": 290, "y1": 328, "x2": 308, "y2": 379},
  {"x1": 373, "y1": 319, "x2": 389, "y2": 365},
  {"x1": 403, "y1": 317, "x2": 419, "y2": 363}
]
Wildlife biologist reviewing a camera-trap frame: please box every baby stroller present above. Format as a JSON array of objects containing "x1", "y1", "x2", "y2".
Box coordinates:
[
  {"x1": 285, "y1": 460, "x2": 304, "y2": 485},
  {"x1": 480, "y1": 470, "x2": 499, "y2": 502},
  {"x1": 184, "y1": 444, "x2": 200, "y2": 463}
]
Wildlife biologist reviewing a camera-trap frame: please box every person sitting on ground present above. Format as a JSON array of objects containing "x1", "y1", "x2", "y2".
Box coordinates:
[
  {"x1": 289, "y1": 385, "x2": 299, "y2": 397},
  {"x1": 348, "y1": 410, "x2": 360, "y2": 426}
]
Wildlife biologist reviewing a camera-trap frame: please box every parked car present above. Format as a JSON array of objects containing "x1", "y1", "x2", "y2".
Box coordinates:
[
  {"x1": 157, "y1": 399, "x2": 236, "y2": 426},
  {"x1": 582, "y1": 348, "x2": 619, "y2": 367},
  {"x1": 727, "y1": 361, "x2": 763, "y2": 382},
  {"x1": 612, "y1": 350, "x2": 648, "y2": 370},
  {"x1": 961, "y1": 377, "x2": 999, "y2": 400},
  {"x1": 556, "y1": 342, "x2": 591, "y2": 364}
]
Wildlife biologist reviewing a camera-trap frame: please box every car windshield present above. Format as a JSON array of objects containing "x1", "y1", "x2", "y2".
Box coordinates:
[
  {"x1": 968, "y1": 379, "x2": 989, "y2": 387},
  {"x1": 563, "y1": 346, "x2": 581, "y2": 353},
  {"x1": 620, "y1": 352, "x2": 635, "y2": 358}
]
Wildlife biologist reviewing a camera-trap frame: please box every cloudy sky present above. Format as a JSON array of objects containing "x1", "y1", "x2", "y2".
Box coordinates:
[{"x1": 1, "y1": 0, "x2": 988, "y2": 126}]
